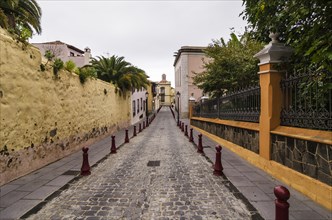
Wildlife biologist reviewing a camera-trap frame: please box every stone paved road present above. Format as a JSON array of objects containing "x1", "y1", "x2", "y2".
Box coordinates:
[{"x1": 27, "y1": 109, "x2": 255, "y2": 220}]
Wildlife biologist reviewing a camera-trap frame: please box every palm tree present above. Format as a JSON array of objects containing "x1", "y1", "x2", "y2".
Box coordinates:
[
  {"x1": 0, "y1": 0, "x2": 42, "y2": 35},
  {"x1": 91, "y1": 55, "x2": 131, "y2": 83},
  {"x1": 91, "y1": 56, "x2": 150, "y2": 96}
]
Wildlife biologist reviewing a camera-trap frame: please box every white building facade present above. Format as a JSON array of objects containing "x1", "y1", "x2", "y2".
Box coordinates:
[
  {"x1": 131, "y1": 88, "x2": 148, "y2": 125},
  {"x1": 32, "y1": 41, "x2": 91, "y2": 67}
]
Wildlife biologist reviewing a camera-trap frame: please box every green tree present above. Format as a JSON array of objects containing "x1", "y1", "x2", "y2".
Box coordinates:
[
  {"x1": 0, "y1": 0, "x2": 42, "y2": 37},
  {"x1": 241, "y1": 0, "x2": 332, "y2": 71},
  {"x1": 193, "y1": 33, "x2": 263, "y2": 97},
  {"x1": 91, "y1": 55, "x2": 131, "y2": 83},
  {"x1": 91, "y1": 56, "x2": 149, "y2": 95}
]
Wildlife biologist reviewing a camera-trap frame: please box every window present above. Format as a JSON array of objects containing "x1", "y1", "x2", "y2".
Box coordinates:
[
  {"x1": 133, "y1": 100, "x2": 136, "y2": 117},
  {"x1": 143, "y1": 100, "x2": 145, "y2": 111},
  {"x1": 140, "y1": 98, "x2": 143, "y2": 110},
  {"x1": 70, "y1": 52, "x2": 74, "y2": 56},
  {"x1": 137, "y1": 99, "x2": 139, "y2": 113}
]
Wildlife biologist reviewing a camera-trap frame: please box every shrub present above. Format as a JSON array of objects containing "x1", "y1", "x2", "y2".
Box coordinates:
[
  {"x1": 77, "y1": 66, "x2": 97, "y2": 84},
  {"x1": 52, "y1": 58, "x2": 64, "y2": 76},
  {"x1": 64, "y1": 60, "x2": 76, "y2": 72}
]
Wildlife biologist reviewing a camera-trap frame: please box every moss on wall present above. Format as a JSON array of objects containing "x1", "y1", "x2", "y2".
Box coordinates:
[{"x1": 0, "y1": 29, "x2": 131, "y2": 185}]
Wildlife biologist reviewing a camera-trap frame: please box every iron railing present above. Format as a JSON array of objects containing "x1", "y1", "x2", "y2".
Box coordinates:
[
  {"x1": 280, "y1": 69, "x2": 332, "y2": 131},
  {"x1": 193, "y1": 85, "x2": 261, "y2": 122}
]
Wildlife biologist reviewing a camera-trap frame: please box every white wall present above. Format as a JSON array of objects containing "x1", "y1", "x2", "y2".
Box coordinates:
[{"x1": 131, "y1": 89, "x2": 148, "y2": 125}]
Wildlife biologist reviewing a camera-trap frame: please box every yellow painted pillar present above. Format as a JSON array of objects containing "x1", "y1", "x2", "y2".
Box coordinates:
[
  {"x1": 258, "y1": 64, "x2": 283, "y2": 159},
  {"x1": 254, "y1": 33, "x2": 293, "y2": 160}
]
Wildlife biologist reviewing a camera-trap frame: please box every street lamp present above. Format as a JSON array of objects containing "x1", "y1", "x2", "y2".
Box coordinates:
[
  {"x1": 176, "y1": 91, "x2": 180, "y2": 126},
  {"x1": 145, "y1": 91, "x2": 149, "y2": 126}
]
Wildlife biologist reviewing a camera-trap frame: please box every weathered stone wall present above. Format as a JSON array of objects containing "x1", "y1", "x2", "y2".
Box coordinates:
[
  {"x1": 271, "y1": 134, "x2": 332, "y2": 186},
  {"x1": 0, "y1": 30, "x2": 131, "y2": 185},
  {"x1": 191, "y1": 119, "x2": 259, "y2": 153}
]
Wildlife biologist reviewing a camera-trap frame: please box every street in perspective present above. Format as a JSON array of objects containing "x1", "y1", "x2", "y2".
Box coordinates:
[
  {"x1": 1, "y1": 1, "x2": 331, "y2": 220},
  {"x1": 26, "y1": 109, "x2": 256, "y2": 220}
]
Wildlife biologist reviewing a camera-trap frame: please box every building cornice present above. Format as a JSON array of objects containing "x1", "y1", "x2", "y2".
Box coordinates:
[{"x1": 173, "y1": 46, "x2": 206, "y2": 67}]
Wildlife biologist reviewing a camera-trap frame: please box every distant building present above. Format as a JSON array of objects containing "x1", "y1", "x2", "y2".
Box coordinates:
[
  {"x1": 156, "y1": 74, "x2": 172, "y2": 107},
  {"x1": 149, "y1": 81, "x2": 158, "y2": 112},
  {"x1": 131, "y1": 88, "x2": 148, "y2": 125},
  {"x1": 32, "y1": 40, "x2": 91, "y2": 67},
  {"x1": 173, "y1": 46, "x2": 208, "y2": 118}
]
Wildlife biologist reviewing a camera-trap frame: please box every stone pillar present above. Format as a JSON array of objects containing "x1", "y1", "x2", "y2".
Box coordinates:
[
  {"x1": 188, "y1": 95, "x2": 195, "y2": 119},
  {"x1": 254, "y1": 33, "x2": 292, "y2": 160}
]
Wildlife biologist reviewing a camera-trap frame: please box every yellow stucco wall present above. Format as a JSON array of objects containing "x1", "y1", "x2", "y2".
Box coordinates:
[
  {"x1": 157, "y1": 83, "x2": 172, "y2": 106},
  {"x1": 0, "y1": 29, "x2": 131, "y2": 185}
]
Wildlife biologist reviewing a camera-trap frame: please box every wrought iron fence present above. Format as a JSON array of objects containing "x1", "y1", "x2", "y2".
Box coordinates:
[
  {"x1": 192, "y1": 86, "x2": 261, "y2": 122},
  {"x1": 280, "y1": 69, "x2": 332, "y2": 131}
]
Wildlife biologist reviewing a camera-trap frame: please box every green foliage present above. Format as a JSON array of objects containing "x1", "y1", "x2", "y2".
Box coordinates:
[
  {"x1": 44, "y1": 50, "x2": 55, "y2": 62},
  {"x1": 64, "y1": 60, "x2": 76, "y2": 72},
  {"x1": 52, "y1": 58, "x2": 64, "y2": 76},
  {"x1": 193, "y1": 32, "x2": 264, "y2": 97},
  {"x1": 0, "y1": 0, "x2": 42, "y2": 41},
  {"x1": 241, "y1": 0, "x2": 332, "y2": 72},
  {"x1": 91, "y1": 55, "x2": 150, "y2": 95},
  {"x1": 77, "y1": 66, "x2": 97, "y2": 84}
]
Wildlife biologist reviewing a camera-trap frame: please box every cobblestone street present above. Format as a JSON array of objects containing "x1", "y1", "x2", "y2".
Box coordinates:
[{"x1": 27, "y1": 109, "x2": 255, "y2": 220}]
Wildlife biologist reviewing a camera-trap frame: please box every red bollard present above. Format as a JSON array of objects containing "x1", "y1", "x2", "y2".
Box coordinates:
[
  {"x1": 133, "y1": 125, "x2": 137, "y2": 136},
  {"x1": 274, "y1": 186, "x2": 290, "y2": 220},
  {"x1": 139, "y1": 123, "x2": 142, "y2": 132},
  {"x1": 189, "y1": 128, "x2": 194, "y2": 142},
  {"x1": 110, "y1": 135, "x2": 116, "y2": 154},
  {"x1": 197, "y1": 134, "x2": 204, "y2": 154},
  {"x1": 81, "y1": 147, "x2": 91, "y2": 176},
  {"x1": 143, "y1": 121, "x2": 146, "y2": 129},
  {"x1": 125, "y1": 129, "x2": 129, "y2": 143},
  {"x1": 181, "y1": 123, "x2": 184, "y2": 132},
  {"x1": 213, "y1": 145, "x2": 223, "y2": 176},
  {"x1": 185, "y1": 125, "x2": 188, "y2": 136}
]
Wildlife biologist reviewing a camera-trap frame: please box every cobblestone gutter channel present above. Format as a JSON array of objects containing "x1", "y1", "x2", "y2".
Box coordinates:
[{"x1": 25, "y1": 110, "x2": 262, "y2": 220}]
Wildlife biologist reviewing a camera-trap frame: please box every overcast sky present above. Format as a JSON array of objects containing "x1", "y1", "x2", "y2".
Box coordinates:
[{"x1": 31, "y1": 0, "x2": 248, "y2": 86}]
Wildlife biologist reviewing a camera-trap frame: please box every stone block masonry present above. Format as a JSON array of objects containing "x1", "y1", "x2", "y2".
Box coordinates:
[
  {"x1": 0, "y1": 29, "x2": 131, "y2": 185},
  {"x1": 271, "y1": 134, "x2": 332, "y2": 186},
  {"x1": 191, "y1": 119, "x2": 259, "y2": 154}
]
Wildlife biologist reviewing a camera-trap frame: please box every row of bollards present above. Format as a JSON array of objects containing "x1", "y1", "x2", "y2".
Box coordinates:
[
  {"x1": 81, "y1": 113, "x2": 158, "y2": 177},
  {"x1": 178, "y1": 120, "x2": 290, "y2": 220}
]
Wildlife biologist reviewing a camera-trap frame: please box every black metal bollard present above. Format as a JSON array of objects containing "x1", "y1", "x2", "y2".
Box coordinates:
[
  {"x1": 197, "y1": 134, "x2": 204, "y2": 154},
  {"x1": 139, "y1": 123, "x2": 142, "y2": 132},
  {"x1": 213, "y1": 145, "x2": 223, "y2": 176},
  {"x1": 274, "y1": 186, "x2": 290, "y2": 220},
  {"x1": 181, "y1": 122, "x2": 184, "y2": 132},
  {"x1": 110, "y1": 135, "x2": 116, "y2": 154},
  {"x1": 81, "y1": 147, "x2": 91, "y2": 176},
  {"x1": 125, "y1": 129, "x2": 129, "y2": 143},
  {"x1": 133, "y1": 126, "x2": 137, "y2": 136},
  {"x1": 189, "y1": 128, "x2": 194, "y2": 142},
  {"x1": 178, "y1": 120, "x2": 181, "y2": 128},
  {"x1": 185, "y1": 125, "x2": 188, "y2": 136}
]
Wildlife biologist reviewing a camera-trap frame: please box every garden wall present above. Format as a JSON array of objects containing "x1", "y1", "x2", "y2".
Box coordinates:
[{"x1": 0, "y1": 30, "x2": 131, "y2": 185}]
